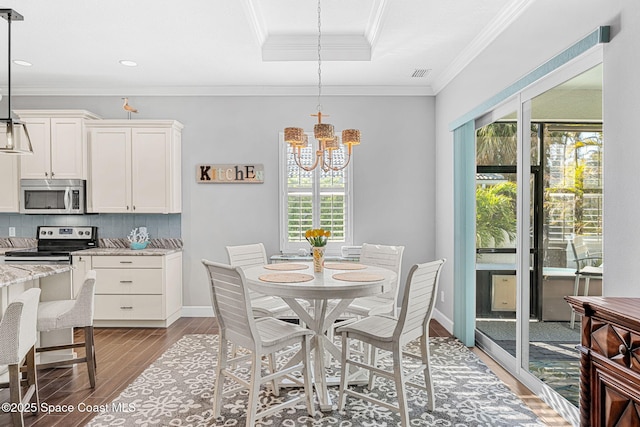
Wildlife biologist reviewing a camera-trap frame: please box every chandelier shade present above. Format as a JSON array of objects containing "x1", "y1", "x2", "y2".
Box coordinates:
[
  {"x1": 342, "y1": 129, "x2": 361, "y2": 146},
  {"x1": 282, "y1": 0, "x2": 360, "y2": 172},
  {"x1": 284, "y1": 127, "x2": 304, "y2": 145},
  {"x1": 314, "y1": 123, "x2": 334, "y2": 141}
]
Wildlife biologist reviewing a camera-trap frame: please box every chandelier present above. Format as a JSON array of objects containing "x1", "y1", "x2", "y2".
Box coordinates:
[{"x1": 283, "y1": 0, "x2": 360, "y2": 172}]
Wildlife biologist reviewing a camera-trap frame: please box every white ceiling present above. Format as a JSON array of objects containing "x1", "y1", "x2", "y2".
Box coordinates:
[{"x1": 0, "y1": 0, "x2": 533, "y2": 97}]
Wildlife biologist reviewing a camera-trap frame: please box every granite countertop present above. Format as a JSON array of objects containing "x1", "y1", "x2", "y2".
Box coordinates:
[
  {"x1": 0, "y1": 238, "x2": 37, "y2": 255},
  {"x1": 0, "y1": 264, "x2": 73, "y2": 289},
  {"x1": 73, "y1": 247, "x2": 181, "y2": 256},
  {"x1": 0, "y1": 237, "x2": 182, "y2": 257}
]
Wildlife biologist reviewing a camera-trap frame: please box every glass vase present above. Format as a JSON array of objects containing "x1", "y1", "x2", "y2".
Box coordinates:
[{"x1": 312, "y1": 246, "x2": 325, "y2": 273}]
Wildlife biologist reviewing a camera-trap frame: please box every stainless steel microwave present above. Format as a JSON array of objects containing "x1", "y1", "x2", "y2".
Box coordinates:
[{"x1": 20, "y1": 179, "x2": 86, "y2": 214}]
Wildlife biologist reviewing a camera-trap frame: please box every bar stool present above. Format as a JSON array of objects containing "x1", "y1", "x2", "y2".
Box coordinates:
[
  {"x1": 0, "y1": 288, "x2": 41, "y2": 427},
  {"x1": 36, "y1": 270, "x2": 97, "y2": 388}
]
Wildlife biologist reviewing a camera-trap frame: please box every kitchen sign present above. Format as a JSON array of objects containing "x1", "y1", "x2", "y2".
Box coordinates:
[{"x1": 197, "y1": 164, "x2": 264, "y2": 184}]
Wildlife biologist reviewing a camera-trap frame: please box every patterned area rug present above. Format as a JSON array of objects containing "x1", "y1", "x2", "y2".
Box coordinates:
[{"x1": 87, "y1": 334, "x2": 544, "y2": 426}]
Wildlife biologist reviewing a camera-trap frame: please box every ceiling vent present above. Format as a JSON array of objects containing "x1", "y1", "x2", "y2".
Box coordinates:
[{"x1": 411, "y1": 68, "x2": 430, "y2": 78}]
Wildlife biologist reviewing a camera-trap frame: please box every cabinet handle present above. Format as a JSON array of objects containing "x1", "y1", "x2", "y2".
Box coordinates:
[
  {"x1": 45, "y1": 172, "x2": 48, "y2": 177},
  {"x1": 126, "y1": 205, "x2": 130, "y2": 210},
  {"x1": 120, "y1": 306, "x2": 134, "y2": 310},
  {"x1": 120, "y1": 261, "x2": 133, "y2": 264},
  {"x1": 133, "y1": 205, "x2": 136, "y2": 211},
  {"x1": 120, "y1": 280, "x2": 133, "y2": 283},
  {"x1": 619, "y1": 344, "x2": 628, "y2": 355},
  {"x1": 51, "y1": 171, "x2": 55, "y2": 177}
]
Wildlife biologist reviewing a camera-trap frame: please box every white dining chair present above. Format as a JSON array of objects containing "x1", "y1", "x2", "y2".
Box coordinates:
[
  {"x1": 331, "y1": 243, "x2": 404, "y2": 372},
  {"x1": 0, "y1": 288, "x2": 41, "y2": 427},
  {"x1": 36, "y1": 270, "x2": 97, "y2": 388},
  {"x1": 343, "y1": 243, "x2": 405, "y2": 317},
  {"x1": 337, "y1": 258, "x2": 445, "y2": 426},
  {"x1": 202, "y1": 259, "x2": 315, "y2": 425},
  {"x1": 226, "y1": 243, "x2": 292, "y2": 318}
]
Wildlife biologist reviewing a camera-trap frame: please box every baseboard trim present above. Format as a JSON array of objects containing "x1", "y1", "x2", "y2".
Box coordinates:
[
  {"x1": 182, "y1": 306, "x2": 214, "y2": 317},
  {"x1": 433, "y1": 308, "x2": 454, "y2": 334}
]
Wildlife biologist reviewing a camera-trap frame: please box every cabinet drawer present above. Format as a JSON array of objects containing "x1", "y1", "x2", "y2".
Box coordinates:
[
  {"x1": 95, "y1": 269, "x2": 163, "y2": 294},
  {"x1": 94, "y1": 295, "x2": 164, "y2": 320},
  {"x1": 92, "y1": 256, "x2": 163, "y2": 269}
]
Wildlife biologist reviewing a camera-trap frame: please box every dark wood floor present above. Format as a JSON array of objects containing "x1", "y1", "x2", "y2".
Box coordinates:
[{"x1": 0, "y1": 318, "x2": 569, "y2": 426}]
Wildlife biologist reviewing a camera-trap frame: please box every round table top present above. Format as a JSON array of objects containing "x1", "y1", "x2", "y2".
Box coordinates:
[{"x1": 242, "y1": 262, "x2": 396, "y2": 300}]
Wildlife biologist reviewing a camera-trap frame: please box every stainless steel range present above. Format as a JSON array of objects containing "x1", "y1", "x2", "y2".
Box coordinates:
[{"x1": 5, "y1": 226, "x2": 98, "y2": 264}]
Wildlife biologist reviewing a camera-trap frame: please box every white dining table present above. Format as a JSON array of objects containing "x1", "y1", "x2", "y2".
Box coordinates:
[{"x1": 242, "y1": 261, "x2": 396, "y2": 411}]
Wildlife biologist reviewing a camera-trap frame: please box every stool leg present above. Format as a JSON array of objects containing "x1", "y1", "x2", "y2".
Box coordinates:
[
  {"x1": 85, "y1": 326, "x2": 96, "y2": 388},
  {"x1": 9, "y1": 363, "x2": 25, "y2": 427},
  {"x1": 25, "y1": 346, "x2": 39, "y2": 414}
]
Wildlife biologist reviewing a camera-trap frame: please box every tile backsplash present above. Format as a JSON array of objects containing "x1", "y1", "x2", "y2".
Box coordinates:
[{"x1": 0, "y1": 213, "x2": 181, "y2": 239}]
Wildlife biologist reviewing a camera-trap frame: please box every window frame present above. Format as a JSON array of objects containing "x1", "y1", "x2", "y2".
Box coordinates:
[{"x1": 278, "y1": 132, "x2": 353, "y2": 256}]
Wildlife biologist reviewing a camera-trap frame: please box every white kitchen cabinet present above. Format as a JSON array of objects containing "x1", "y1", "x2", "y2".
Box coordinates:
[
  {"x1": 79, "y1": 252, "x2": 182, "y2": 328},
  {"x1": 86, "y1": 120, "x2": 182, "y2": 213},
  {"x1": 15, "y1": 110, "x2": 100, "y2": 180},
  {"x1": 0, "y1": 154, "x2": 19, "y2": 212}
]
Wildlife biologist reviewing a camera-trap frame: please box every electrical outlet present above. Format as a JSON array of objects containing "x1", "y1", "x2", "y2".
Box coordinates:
[
  {"x1": 440, "y1": 291, "x2": 445, "y2": 303},
  {"x1": 8, "y1": 227, "x2": 16, "y2": 237}
]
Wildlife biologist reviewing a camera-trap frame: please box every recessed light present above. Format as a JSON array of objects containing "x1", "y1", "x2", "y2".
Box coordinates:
[
  {"x1": 13, "y1": 59, "x2": 32, "y2": 67},
  {"x1": 119, "y1": 60, "x2": 137, "y2": 67}
]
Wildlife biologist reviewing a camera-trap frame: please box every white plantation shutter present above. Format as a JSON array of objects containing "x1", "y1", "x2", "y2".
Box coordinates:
[{"x1": 279, "y1": 133, "x2": 353, "y2": 255}]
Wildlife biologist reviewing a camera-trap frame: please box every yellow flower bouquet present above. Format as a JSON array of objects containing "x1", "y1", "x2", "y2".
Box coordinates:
[{"x1": 305, "y1": 228, "x2": 331, "y2": 247}]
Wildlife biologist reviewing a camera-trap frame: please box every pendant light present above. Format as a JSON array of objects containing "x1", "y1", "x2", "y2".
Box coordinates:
[
  {"x1": 0, "y1": 9, "x2": 33, "y2": 155},
  {"x1": 283, "y1": 0, "x2": 360, "y2": 172}
]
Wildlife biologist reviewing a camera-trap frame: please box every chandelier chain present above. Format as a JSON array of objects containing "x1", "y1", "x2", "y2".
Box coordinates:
[{"x1": 316, "y1": 0, "x2": 322, "y2": 112}]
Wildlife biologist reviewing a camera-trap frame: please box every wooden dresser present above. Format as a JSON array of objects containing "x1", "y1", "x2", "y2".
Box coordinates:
[{"x1": 565, "y1": 297, "x2": 640, "y2": 427}]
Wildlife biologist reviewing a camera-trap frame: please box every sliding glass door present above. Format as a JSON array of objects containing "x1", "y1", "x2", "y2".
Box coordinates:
[{"x1": 473, "y1": 63, "x2": 603, "y2": 421}]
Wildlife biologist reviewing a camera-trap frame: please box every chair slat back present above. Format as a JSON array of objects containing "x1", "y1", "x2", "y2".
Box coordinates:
[
  {"x1": 202, "y1": 259, "x2": 259, "y2": 349},
  {"x1": 359, "y1": 243, "x2": 404, "y2": 300},
  {"x1": 0, "y1": 288, "x2": 41, "y2": 365},
  {"x1": 394, "y1": 259, "x2": 445, "y2": 341},
  {"x1": 226, "y1": 243, "x2": 268, "y2": 268}
]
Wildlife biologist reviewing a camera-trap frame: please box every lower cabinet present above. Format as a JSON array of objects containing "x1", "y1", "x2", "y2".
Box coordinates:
[{"x1": 72, "y1": 252, "x2": 182, "y2": 327}]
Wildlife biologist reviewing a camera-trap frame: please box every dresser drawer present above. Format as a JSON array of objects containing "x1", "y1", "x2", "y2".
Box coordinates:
[
  {"x1": 94, "y1": 294, "x2": 164, "y2": 320},
  {"x1": 591, "y1": 319, "x2": 640, "y2": 374},
  {"x1": 94, "y1": 269, "x2": 163, "y2": 294},
  {"x1": 91, "y1": 255, "x2": 163, "y2": 269}
]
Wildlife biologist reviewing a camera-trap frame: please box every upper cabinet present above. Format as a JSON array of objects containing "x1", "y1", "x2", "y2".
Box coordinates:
[
  {"x1": 15, "y1": 110, "x2": 101, "y2": 180},
  {"x1": 86, "y1": 120, "x2": 182, "y2": 214},
  {"x1": 0, "y1": 155, "x2": 19, "y2": 212}
]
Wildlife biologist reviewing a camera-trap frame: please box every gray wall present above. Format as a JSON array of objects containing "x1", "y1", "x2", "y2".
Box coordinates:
[
  {"x1": 6, "y1": 95, "x2": 436, "y2": 309},
  {"x1": 434, "y1": 0, "x2": 630, "y2": 328}
]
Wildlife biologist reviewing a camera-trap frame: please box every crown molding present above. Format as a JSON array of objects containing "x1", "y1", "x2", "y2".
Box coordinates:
[
  {"x1": 8, "y1": 84, "x2": 434, "y2": 97},
  {"x1": 364, "y1": 0, "x2": 389, "y2": 50},
  {"x1": 243, "y1": 0, "x2": 387, "y2": 62},
  {"x1": 242, "y1": 0, "x2": 267, "y2": 45},
  {"x1": 432, "y1": 0, "x2": 534, "y2": 94}
]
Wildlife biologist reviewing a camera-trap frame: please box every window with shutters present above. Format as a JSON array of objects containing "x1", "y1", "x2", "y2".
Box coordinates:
[{"x1": 279, "y1": 133, "x2": 353, "y2": 255}]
